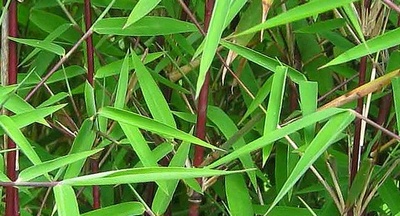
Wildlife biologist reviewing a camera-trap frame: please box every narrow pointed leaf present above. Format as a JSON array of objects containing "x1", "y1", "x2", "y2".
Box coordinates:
[
  {"x1": 94, "y1": 17, "x2": 197, "y2": 36},
  {"x1": 18, "y1": 149, "x2": 102, "y2": 182},
  {"x1": 196, "y1": 0, "x2": 231, "y2": 98},
  {"x1": 262, "y1": 66, "x2": 287, "y2": 164},
  {"x1": 207, "y1": 108, "x2": 348, "y2": 168},
  {"x1": 152, "y1": 142, "x2": 191, "y2": 215},
  {"x1": 132, "y1": 52, "x2": 176, "y2": 128},
  {"x1": 53, "y1": 185, "x2": 80, "y2": 216},
  {"x1": 61, "y1": 167, "x2": 242, "y2": 186},
  {"x1": 226, "y1": 174, "x2": 254, "y2": 216},
  {"x1": 323, "y1": 28, "x2": 400, "y2": 67},
  {"x1": 235, "y1": 0, "x2": 359, "y2": 37},
  {"x1": 9, "y1": 37, "x2": 65, "y2": 56},
  {"x1": 0, "y1": 116, "x2": 42, "y2": 165},
  {"x1": 267, "y1": 112, "x2": 354, "y2": 214},
  {"x1": 64, "y1": 119, "x2": 96, "y2": 179},
  {"x1": 392, "y1": 77, "x2": 400, "y2": 132},
  {"x1": 124, "y1": 0, "x2": 161, "y2": 28},
  {"x1": 221, "y1": 40, "x2": 306, "y2": 83},
  {"x1": 98, "y1": 107, "x2": 221, "y2": 150},
  {"x1": 120, "y1": 123, "x2": 169, "y2": 192},
  {"x1": 114, "y1": 52, "x2": 130, "y2": 109},
  {"x1": 81, "y1": 202, "x2": 145, "y2": 216},
  {"x1": 207, "y1": 106, "x2": 257, "y2": 188}
]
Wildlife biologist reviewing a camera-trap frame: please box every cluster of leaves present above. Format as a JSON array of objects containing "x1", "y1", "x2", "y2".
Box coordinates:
[{"x1": 1, "y1": 0, "x2": 400, "y2": 215}]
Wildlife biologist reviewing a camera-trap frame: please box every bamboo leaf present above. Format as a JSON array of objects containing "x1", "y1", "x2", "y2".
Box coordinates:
[
  {"x1": 221, "y1": 40, "x2": 306, "y2": 83},
  {"x1": 94, "y1": 17, "x2": 197, "y2": 36},
  {"x1": 323, "y1": 28, "x2": 400, "y2": 68},
  {"x1": 0, "y1": 116, "x2": 42, "y2": 165},
  {"x1": 239, "y1": 75, "x2": 273, "y2": 124},
  {"x1": 53, "y1": 185, "x2": 80, "y2": 216},
  {"x1": 98, "y1": 107, "x2": 221, "y2": 150},
  {"x1": 207, "y1": 108, "x2": 348, "y2": 168},
  {"x1": 152, "y1": 142, "x2": 191, "y2": 215},
  {"x1": 392, "y1": 77, "x2": 400, "y2": 132},
  {"x1": 226, "y1": 174, "x2": 254, "y2": 216},
  {"x1": 18, "y1": 149, "x2": 102, "y2": 182},
  {"x1": 132, "y1": 51, "x2": 176, "y2": 128},
  {"x1": 234, "y1": 0, "x2": 359, "y2": 37},
  {"x1": 61, "y1": 167, "x2": 242, "y2": 186},
  {"x1": 267, "y1": 111, "x2": 355, "y2": 214},
  {"x1": 84, "y1": 81, "x2": 96, "y2": 117},
  {"x1": 119, "y1": 123, "x2": 169, "y2": 192},
  {"x1": 9, "y1": 37, "x2": 65, "y2": 56},
  {"x1": 114, "y1": 52, "x2": 130, "y2": 109},
  {"x1": 262, "y1": 66, "x2": 287, "y2": 165},
  {"x1": 96, "y1": 52, "x2": 163, "y2": 78},
  {"x1": 196, "y1": 0, "x2": 231, "y2": 98},
  {"x1": 123, "y1": 0, "x2": 161, "y2": 28},
  {"x1": 207, "y1": 106, "x2": 257, "y2": 188},
  {"x1": 81, "y1": 202, "x2": 145, "y2": 216},
  {"x1": 299, "y1": 81, "x2": 318, "y2": 144},
  {"x1": 64, "y1": 119, "x2": 96, "y2": 179}
]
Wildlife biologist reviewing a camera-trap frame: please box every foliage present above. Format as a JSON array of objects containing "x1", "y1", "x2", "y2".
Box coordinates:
[{"x1": 1, "y1": 0, "x2": 400, "y2": 215}]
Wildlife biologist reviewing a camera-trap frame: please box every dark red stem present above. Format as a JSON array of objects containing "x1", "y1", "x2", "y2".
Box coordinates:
[
  {"x1": 84, "y1": 0, "x2": 100, "y2": 209},
  {"x1": 348, "y1": 56, "x2": 367, "y2": 216},
  {"x1": 5, "y1": 1, "x2": 19, "y2": 216},
  {"x1": 350, "y1": 56, "x2": 367, "y2": 183},
  {"x1": 190, "y1": 1, "x2": 214, "y2": 215},
  {"x1": 84, "y1": 0, "x2": 94, "y2": 86}
]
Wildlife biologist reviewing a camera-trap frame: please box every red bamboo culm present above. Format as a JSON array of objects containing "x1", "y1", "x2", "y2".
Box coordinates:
[
  {"x1": 189, "y1": 1, "x2": 215, "y2": 216},
  {"x1": 5, "y1": 0, "x2": 20, "y2": 215},
  {"x1": 83, "y1": 0, "x2": 100, "y2": 209}
]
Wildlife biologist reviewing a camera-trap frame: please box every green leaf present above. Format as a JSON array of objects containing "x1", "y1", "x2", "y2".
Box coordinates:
[
  {"x1": 1, "y1": 93, "x2": 47, "y2": 125},
  {"x1": 299, "y1": 81, "x2": 318, "y2": 144},
  {"x1": 20, "y1": 24, "x2": 71, "y2": 66},
  {"x1": 123, "y1": 0, "x2": 161, "y2": 28},
  {"x1": 239, "y1": 70, "x2": 273, "y2": 124},
  {"x1": 342, "y1": 4, "x2": 365, "y2": 43},
  {"x1": 323, "y1": 28, "x2": 400, "y2": 67},
  {"x1": 81, "y1": 202, "x2": 145, "y2": 216},
  {"x1": 226, "y1": 174, "x2": 254, "y2": 216},
  {"x1": 18, "y1": 149, "x2": 102, "y2": 182},
  {"x1": 0, "y1": 116, "x2": 42, "y2": 165},
  {"x1": 114, "y1": 52, "x2": 130, "y2": 109},
  {"x1": 96, "y1": 52, "x2": 163, "y2": 78},
  {"x1": 9, "y1": 37, "x2": 65, "y2": 56},
  {"x1": 392, "y1": 77, "x2": 400, "y2": 133},
  {"x1": 94, "y1": 17, "x2": 198, "y2": 36},
  {"x1": 37, "y1": 92, "x2": 69, "y2": 108},
  {"x1": 119, "y1": 123, "x2": 168, "y2": 192},
  {"x1": 295, "y1": 18, "x2": 346, "y2": 34},
  {"x1": 220, "y1": 40, "x2": 306, "y2": 83},
  {"x1": 152, "y1": 142, "x2": 191, "y2": 215},
  {"x1": 207, "y1": 108, "x2": 348, "y2": 168},
  {"x1": 2, "y1": 104, "x2": 66, "y2": 136},
  {"x1": 196, "y1": 0, "x2": 231, "y2": 98},
  {"x1": 346, "y1": 159, "x2": 373, "y2": 207},
  {"x1": 207, "y1": 106, "x2": 257, "y2": 188},
  {"x1": 267, "y1": 111, "x2": 355, "y2": 214},
  {"x1": 61, "y1": 167, "x2": 242, "y2": 186},
  {"x1": 262, "y1": 66, "x2": 287, "y2": 165},
  {"x1": 235, "y1": 0, "x2": 358, "y2": 37},
  {"x1": 64, "y1": 119, "x2": 96, "y2": 179},
  {"x1": 378, "y1": 179, "x2": 400, "y2": 215},
  {"x1": 18, "y1": 65, "x2": 86, "y2": 85},
  {"x1": 84, "y1": 81, "x2": 96, "y2": 117},
  {"x1": 98, "y1": 107, "x2": 221, "y2": 150},
  {"x1": 53, "y1": 185, "x2": 80, "y2": 216},
  {"x1": 132, "y1": 51, "x2": 176, "y2": 128}
]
